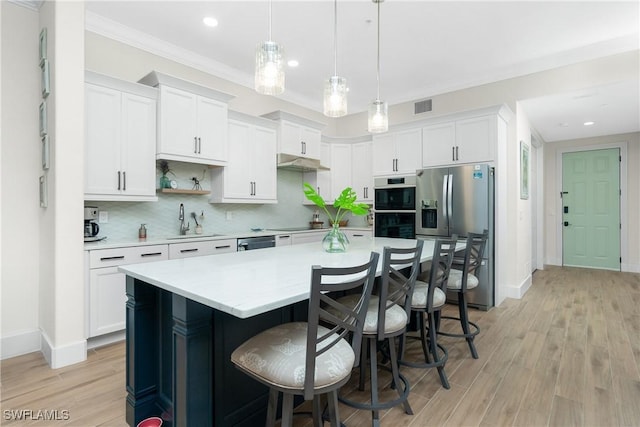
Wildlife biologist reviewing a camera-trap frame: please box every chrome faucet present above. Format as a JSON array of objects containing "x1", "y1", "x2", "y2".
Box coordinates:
[{"x1": 179, "y1": 203, "x2": 190, "y2": 235}]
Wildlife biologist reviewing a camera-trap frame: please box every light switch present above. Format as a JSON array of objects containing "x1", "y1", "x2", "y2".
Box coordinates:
[
  {"x1": 99, "y1": 211, "x2": 108, "y2": 223},
  {"x1": 226, "y1": 211, "x2": 233, "y2": 220}
]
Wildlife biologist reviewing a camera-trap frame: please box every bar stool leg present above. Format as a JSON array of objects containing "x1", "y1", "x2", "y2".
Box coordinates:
[
  {"x1": 266, "y1": 389, "x2": 278, "y2": 427},
  {"x1": 368, "y1": 338, "x2": 381, "y2": 427},
  {"x1": 388, "y1": 338, "x2": 413, "y2": 415},
  {"x1": 458, "y1": 292, "x2": 478, "y2": 359},
  {"x1": 428, "y1": 311, "x2": 450, "y2": 389}
]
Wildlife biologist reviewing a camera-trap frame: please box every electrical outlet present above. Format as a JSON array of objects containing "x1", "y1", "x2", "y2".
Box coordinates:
[
  {"x1": 99, "y1": 211, "x2": 108, "y2": 223},
  {"x1": 226, "y1": 211, "x2": 233, "y2": 220}
]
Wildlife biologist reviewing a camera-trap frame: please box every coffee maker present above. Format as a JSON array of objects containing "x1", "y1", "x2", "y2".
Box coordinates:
[{"x1": 84, "y1": 206, "x2": 100, "y2": 241}]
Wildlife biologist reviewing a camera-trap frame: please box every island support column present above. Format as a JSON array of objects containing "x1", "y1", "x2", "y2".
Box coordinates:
[
  {"x1": 172, "y1": 295, "x2": 213, "y2": 426},
  {"x1": 125, "y1": 277, "x2": 160, "y2": 426}
]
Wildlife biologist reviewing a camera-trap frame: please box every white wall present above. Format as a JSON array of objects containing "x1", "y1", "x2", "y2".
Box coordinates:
[
  {"x1": 543, "y1": 132, "x2": 640, "y2": 272},
  {"x1": 1, "y1": 2, "x2": 42, "y2": 359}
]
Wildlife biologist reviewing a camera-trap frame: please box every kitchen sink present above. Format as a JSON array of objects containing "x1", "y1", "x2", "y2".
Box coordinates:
[{"x1": 166, "y1": 234, "x2": 226, "y2": 240}]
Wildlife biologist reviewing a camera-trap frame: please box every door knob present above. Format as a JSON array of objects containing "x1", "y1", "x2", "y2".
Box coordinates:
[{"x1": 564, "y1": 221, "x2": 570, "y2": 227}]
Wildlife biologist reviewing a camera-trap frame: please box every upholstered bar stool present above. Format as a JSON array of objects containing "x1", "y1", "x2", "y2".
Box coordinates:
[
  {"x1": 438, "y1": 230, "x2": 488, "y2": 359},
  {"x1": 336, "y1": 241, "x2": 423, "y2": 427},
  {"x1": 398, "y1": 236, "x2": 457, "y2": 389},
  {"x1": 230, "y1": 252, "x2": 380, "y2": 427}
]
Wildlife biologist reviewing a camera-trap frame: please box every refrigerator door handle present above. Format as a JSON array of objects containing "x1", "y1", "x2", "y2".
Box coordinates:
[
  {"x1": 447, "y1": 173, "x2": 453, "y2": 227},
  {"x1": 442, "y1": 174, "x2": 449, "y2": 220}
]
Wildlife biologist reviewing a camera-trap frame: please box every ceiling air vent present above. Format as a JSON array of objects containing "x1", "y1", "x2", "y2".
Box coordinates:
[{"x1": 414, "y1": 99, "x2": 432, "y2": 115}]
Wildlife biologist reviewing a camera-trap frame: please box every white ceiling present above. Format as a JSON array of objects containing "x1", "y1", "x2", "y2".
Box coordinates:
[{"x1": 84, "y1": 1, "x2": 640, "y2": 142}]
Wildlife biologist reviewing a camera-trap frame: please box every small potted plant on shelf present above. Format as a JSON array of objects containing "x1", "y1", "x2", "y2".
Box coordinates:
[
  {"x1": 303, "y1": 183, "x2": 369, "y2": 252},
  {"x1": 158, "y1": 160, "x2": 175, "y2": 189}
]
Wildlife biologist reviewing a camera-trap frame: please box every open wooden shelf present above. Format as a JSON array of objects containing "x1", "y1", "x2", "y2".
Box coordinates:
[{"x1": 157, "y1": 188, "x2": 210, "y2": 195}]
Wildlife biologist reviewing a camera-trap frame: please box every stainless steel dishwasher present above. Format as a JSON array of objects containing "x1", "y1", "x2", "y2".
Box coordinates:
[{"x1": 237, "y1": 235, "x2": 276, "y2": 251}]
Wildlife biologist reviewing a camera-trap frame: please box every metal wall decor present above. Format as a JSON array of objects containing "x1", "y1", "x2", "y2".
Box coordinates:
[{"x1": 39, "y1": 27, "x2": 50, "y2": 207}]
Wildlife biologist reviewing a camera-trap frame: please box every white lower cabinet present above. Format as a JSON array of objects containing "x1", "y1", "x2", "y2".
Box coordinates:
[
  {"x1": 344, "y1": 229, "x2": 373, "y2": 240},
  {"x1": 168, "y1": 238, "x2": 237, "y2": 259},
  {"x1": 291, "y1": 231, "x2": 326, "y2": 245},
  {"x1": 87, "y1": 244, "x2": 168, "y2": 337},
  {"x1": 275, "y1": 234, "x2": 293, "y2": 246}
]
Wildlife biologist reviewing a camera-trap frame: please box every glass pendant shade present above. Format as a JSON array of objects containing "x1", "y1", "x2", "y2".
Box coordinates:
[
  {"x1": 368, "y1": 99, "x2": 388, "y2": 133},
  {"x1": 323, "y1": 76, "x2": 348, "y2": 117},
  {"x1": 255, "y1": 41, "x2": 285, "y2": 95}
]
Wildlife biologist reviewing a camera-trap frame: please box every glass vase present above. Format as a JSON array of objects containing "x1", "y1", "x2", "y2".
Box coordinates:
[
  {"x1": 159, "y1": 174, "x2": 171, "y2": 189},
  {"x1": 322, "y1": 223, "x2": 350, "y2": 253}
]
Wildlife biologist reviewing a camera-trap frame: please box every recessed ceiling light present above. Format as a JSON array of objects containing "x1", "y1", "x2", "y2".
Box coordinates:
[
  {"x1": 559, "y1": 122, "x2": 569, "y2": 127},
  {"x1": 583, "y1": 121, "x2": 595, "y2": 126},
  {"x1": 287, "y1": 60, "x2": 299, "y2": 68},
  {"x1": 203, "y1": 17, "x2": 218, "y2": 27}
]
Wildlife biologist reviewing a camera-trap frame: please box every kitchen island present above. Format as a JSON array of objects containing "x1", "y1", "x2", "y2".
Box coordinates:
[{"x1": 119, "y1": 237, "x2": 444, "y2": 426}]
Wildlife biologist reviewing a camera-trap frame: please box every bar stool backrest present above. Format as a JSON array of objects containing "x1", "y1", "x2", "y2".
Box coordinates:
[
  {"x1": 427, "y1": 236, "x2": 458, "y2": 311},
  {"x1": 305, "y1": 251, "x2": 380, "y2": 400},
  {"x1": 378, "y1": 240, "x2": 424, "y2": 338},
  {"x1": 460, "y1": 230, "x2": 489, "y2": 292}
]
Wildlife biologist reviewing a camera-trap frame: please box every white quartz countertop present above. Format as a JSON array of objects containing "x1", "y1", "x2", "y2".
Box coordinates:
[
  {"x1": 119, "y1": 237, "x2": 459, "y2": 319},
  {"x1": 84, "y1": 227, "x2": 373, "y2": 251}
]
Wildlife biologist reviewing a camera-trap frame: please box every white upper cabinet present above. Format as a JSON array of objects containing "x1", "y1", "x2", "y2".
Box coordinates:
[
  {"x1": 329, "y1": 143, "x2": 352, "y2": 201},
  {"x1": 372, "y1": 128, "x2": 422, "y2": 177},
  {"x1": 210, "y1": 112, "x2": 277, "y2": 203},
  {"x1": 262, "y1": 111, "x2": 324, "y2": 160},
  {"x1": 303, "y1": 142, "x2": 332, "y2": 204},
  {"x1": 351, "y1": 140, "x2": 374, "y2": 203},
  {"x1": 422, "y1": 111, "x2": 503, "y2": 168},
  {"x1": 85, "y1": 72, "x2": 157, "y2": 201},
  {"x1": 139, "y1": 71, "x2": 234, "y2": 166}
]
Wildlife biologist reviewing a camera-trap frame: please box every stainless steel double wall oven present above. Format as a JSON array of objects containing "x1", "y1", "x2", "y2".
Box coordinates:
[{"x1": 373, "y1": 175, "x2": 416, "y2": 239}]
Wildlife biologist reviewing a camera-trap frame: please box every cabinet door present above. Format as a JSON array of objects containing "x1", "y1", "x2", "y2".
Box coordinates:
[
  {"x1": 455, "y1": 115, "x2": 495, "y2": 164},
  {"x1": 344, "y1": 229, "x2": 373, "y2": 240},
  {"x1": 85, "y1": 84, "x2": 122, "y2": 195},
  {"x1": 197, "y1": 96, "x2": 228, "y2": 162},
  {"x1": 303, "y1": 142, "x2": 332, "y2": 204},
  {"x1": 279, "y1": 121, "x2": 303, "y2": 156},
  {"x1": 275, "y1": 234, "x2": 293, "y2": 246},
  {"x1": 159, "y1": 86, "x2": 198, "y2": 158},
  {"x1": 394, "y1": 129, "x2": 422, "y2": 175},
  {"x1": 121, "y1": 92, "x2": 156, "y2": 197},
  {"x1": 330, "y1": 144, "x2": 352, "y2": 201},
  {"x1": 352, "y1": 141, "x2": 373, "y2": 202},
  {"x1": 252, "y1": 126, "x2": 277, "y2": 200},
  {"x1": 372, "y1": 134, "x2": 396, "y2": 176},
  {"x1": 300, "y1": 126, "x2": 321, "y2": 159},
  {"x1": 89, "y1": 267, "x2": 126, "y2": 337},
  {"x1": 422, "y1": 122, "x2": 455, "y2": 167},
  {"x1": 225, "y1": 120, "x2": 253, "y2": 199}
]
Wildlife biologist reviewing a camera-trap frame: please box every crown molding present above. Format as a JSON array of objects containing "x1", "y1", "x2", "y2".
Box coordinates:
[
  {"x1": 84, "y1": 11, "x2": 320, "y2": 112},
  {"x1": 7, "y1": 0, "x2": 43, "y2": 11}
]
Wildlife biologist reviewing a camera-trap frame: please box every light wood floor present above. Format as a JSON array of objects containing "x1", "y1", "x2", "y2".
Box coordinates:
[{"x1": 2, "y1": 266, "x2": 639, "y2": 426}]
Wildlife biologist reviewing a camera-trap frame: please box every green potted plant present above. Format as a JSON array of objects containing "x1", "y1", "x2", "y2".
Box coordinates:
[{"x1": 303, "y1": 183, "x2": 369, "y2": 252}]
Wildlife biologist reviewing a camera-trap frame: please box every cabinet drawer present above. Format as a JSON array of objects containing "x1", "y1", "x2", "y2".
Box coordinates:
[
  {"x1": 89, "y1": 244, "x2": 168, "y2": 268},
  {"x1": 169, "y1": 238, "x2": 237, "y2": 259}
]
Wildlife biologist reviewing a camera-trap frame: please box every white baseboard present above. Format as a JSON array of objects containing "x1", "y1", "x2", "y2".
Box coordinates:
[
  {"x1": 0, "y1": 329, "x2": 41, "y2": 360},
  {"x1": 502, "y1": 275, "x2": 532, "y2": 300},
  {"x1": 40, "y1": 332, "x2": 87, "y2": 369},
  {"x1": 622, "y1": 262, "x2": 640, "y2": 273}
]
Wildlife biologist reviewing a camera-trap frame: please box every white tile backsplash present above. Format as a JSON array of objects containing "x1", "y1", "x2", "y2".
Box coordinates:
[{"x1": 87, "y1": 165, "x2": 368, "y2": 240}]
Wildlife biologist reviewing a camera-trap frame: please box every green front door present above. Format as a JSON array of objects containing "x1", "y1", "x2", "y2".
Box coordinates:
[{"x1": 562, "y1": 148, "x2": 620, "y2": 270}]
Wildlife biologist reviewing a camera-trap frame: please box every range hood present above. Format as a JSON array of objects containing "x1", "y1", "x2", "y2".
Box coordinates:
[{"x1": 277, "y1": 153, "x2": 329, "y2": 171}]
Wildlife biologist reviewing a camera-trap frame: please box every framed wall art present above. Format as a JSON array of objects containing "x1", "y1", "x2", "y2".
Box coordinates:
[
  {"x1": 39, "y1": 101, "x2": 47, "y2": 136},
  {"x1": 42, "y1": 135, "x2": 50, "y2": 170},
  {"x1": 39, "y1": 28, "x2": 47, "y2": 65},
  {"x1": 41, "y1": 59, "x2": 50, "y2": 98},
  {"x1": 520, "y1": 140, "x2": 530, "y2": 200}
]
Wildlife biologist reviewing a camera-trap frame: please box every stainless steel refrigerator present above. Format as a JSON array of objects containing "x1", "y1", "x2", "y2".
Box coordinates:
[{"x1": 415, "y1": 164, "x2": 494, "y2": 310}]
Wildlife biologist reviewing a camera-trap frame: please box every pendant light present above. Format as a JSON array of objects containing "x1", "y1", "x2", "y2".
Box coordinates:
[
  {"x1": 368, "y1": 0, "x2": 388, "y2": 133},
  {"x1": 323, "y1": 0, "x2": 348, "y2": 117},
  {"x1": 255, "y1": 0, "x2": 285, "y2": 95}
]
